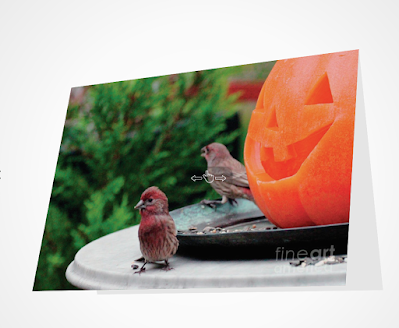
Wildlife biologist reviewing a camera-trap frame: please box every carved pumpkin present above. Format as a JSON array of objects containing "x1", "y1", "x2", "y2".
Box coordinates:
[{"x1": 244, "y1": 50, "x2": 358, "y2": 228}]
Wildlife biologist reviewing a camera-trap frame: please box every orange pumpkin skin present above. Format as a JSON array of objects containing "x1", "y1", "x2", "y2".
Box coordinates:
[{"x1": 244, "y1": 51, "x2": 358, "y2": 228}]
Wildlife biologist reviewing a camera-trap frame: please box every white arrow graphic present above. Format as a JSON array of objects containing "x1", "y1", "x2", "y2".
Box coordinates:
[
  {"x1": 214, "y1": 175, "x2": 226, "y2": 182},
  {"x1": 191, "y1": 175, "x2": 203, "y2": 182}
]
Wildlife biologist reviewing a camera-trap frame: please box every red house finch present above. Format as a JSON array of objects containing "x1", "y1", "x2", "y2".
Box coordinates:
[
  {"x1": 200, "y1": 142, "x2": 254, "y2": 208},
  {"x1": 133, "y1": 186, "x2": 179, "y2": 274}
]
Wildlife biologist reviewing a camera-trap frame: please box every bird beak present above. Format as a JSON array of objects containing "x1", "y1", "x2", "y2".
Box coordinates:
[
  {"x1": 201, "y1": 147, "x2": 206, "y2": 157},
  {"x1": 134, "y1": 199, "x2": 146, "y2": 210}
]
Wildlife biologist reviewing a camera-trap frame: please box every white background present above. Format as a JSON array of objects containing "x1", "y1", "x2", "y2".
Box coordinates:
[{"x1": 1, "y1": 1, "x2": 398, "y2": 327}]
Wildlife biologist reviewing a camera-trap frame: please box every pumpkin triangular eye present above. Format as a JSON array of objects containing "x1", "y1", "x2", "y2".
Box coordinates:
[{"x1": 305, "y1": 73, "x2": 333, "y2": 105}]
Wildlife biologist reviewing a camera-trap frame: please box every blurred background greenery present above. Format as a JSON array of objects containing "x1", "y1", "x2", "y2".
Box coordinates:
[{"x1": 33, "y1": 60, "x2": 275, "y2": 290}]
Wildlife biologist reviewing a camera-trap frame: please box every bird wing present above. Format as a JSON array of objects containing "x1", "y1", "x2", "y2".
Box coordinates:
[
  {"x1": 208, "y1": 160, "x2": 249, "y2": 188},
  {"x1": 163, "y1": 215, "x2": 177, "y2": 236}
]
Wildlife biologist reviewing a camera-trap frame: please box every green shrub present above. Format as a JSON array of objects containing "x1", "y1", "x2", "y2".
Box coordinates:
[{"x1": 33, "y1": 68, "x2": 246, "y2": 290}]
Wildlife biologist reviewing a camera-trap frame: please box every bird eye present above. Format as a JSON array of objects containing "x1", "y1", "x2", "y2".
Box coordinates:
[
  {"x1": 148, "y1": 198, "x2": 153, "y2": 203},
  {"x1": 206, "y1": 146, "x2": 209, "y2": 152}
]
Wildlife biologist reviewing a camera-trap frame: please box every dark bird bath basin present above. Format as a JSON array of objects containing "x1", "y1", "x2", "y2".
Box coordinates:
[{"x1": 170, "y1": 199, "x2": 349, "y2": 260}]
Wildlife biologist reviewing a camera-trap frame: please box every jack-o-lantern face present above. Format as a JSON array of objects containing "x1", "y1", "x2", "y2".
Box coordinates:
[{"x1": 244, "y1": 51, "x2": 358, "y2": 228}]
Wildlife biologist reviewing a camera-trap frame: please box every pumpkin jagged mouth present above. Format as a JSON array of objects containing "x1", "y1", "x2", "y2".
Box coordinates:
[{"x1": 260, "y1": 123, "x2": 333, "y2": 180}]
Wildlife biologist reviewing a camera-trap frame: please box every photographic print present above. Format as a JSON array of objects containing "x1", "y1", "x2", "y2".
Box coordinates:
[{"x1": 33, "y1": 50, "x2": 358, "y2": 290}]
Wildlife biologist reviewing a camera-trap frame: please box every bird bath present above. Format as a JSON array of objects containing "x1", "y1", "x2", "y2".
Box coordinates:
[{"x1": 65, "y1": 199, "x2": 348, "y2": 289}]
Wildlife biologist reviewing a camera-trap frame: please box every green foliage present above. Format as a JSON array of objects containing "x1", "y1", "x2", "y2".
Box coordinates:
[
  {"x1": 33, "y1": 205, "x2": 75, "y2": 290},
  {"x1": 33, "y1": 67, "x2": 248, "y2": 290}
]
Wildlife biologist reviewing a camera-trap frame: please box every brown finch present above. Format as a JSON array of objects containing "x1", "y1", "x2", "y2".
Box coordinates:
[
  {"x1": 133, "y1": 186, "x2": 179, "y2": 273},
  {"x1": 200, "y1": 142, "x2": 254, "y2": 208}
]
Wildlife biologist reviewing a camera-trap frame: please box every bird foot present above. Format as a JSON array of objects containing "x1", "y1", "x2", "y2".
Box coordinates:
[
  {"x1": 200, "y1": 199, "x2": 220, "y2": 210},
  {"x1": 162, "y1": 265, "x2": 174, "y2": 272},
  {"x1": 228, "y1": 198, "x2": 238, "y2": 206},
  {"x1": 134, "y1": 267, "x2": 146, "y2": 275}
]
